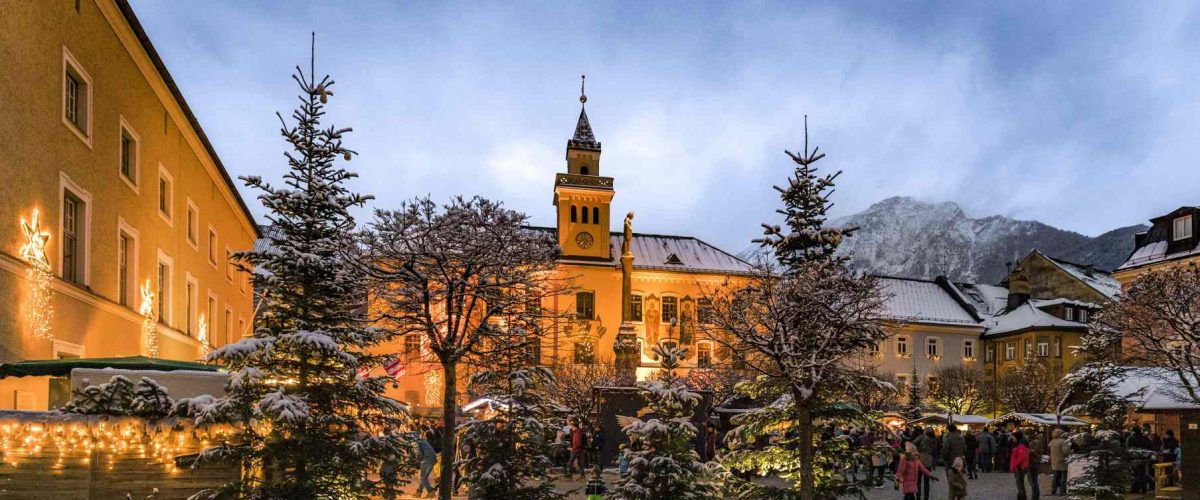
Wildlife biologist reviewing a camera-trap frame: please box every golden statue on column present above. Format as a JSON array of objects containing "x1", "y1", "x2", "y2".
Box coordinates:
[{"x1": 615, "y1": 211, "x2": 639, "y2": 384}]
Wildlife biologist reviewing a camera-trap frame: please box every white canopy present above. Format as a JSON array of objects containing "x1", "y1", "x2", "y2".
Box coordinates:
[
  {"x1": 910, "y1": 413, "x2": 991, "y2": 426},
  {"x1": 989, "y1": 412, "x2": 1088, "y2": 427}
]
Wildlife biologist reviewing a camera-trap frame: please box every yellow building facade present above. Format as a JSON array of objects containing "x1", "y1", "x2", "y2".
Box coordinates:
[
  {"x1": 0, "y1": 0, "x2": 259, "y2": 409},
  {"x1": 386, "y1": 94, "x2": 753, "y2": 414}
]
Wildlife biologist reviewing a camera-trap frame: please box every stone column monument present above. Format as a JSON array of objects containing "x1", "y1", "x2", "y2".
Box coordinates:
[{"x1": 613, "y1": 211, "x2": 639, "y2": 385}]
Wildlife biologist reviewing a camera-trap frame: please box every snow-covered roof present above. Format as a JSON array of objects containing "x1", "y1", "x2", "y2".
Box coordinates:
[
  {"x1": 1043, "y1": 255, "x2": 1121, "y2": 299},
  {"x1": 956, "y1": 283, "x2": 1009, "y2": 316},
  {"x1": 910, "y1": 414, "x2": 991, "y2": 425},
  {"x1": 1118, "y1": 207, "x2": 1200, "y2": 271},
  {"x1": 877, "y1": 277, "x2": 981, "y2": 327},
  {"x1": 983, "y1": 302, "x2": 1084, "y2": 337},
  {"x1": 253, "y1": 224, "x2": 282, "y2": 255},
  {"x1": 1111, "y1": 367, "x2": 1200, "y2": 412},
  {"x1": 1029, "y1": 298, "x2": 1102, "y2": 310},
  {"x1": 609, "y1": 233, "x2": 752, "y2": 274},
  {"x1": 989, "y1": 413, "x2": 1088, "y2": 427}
]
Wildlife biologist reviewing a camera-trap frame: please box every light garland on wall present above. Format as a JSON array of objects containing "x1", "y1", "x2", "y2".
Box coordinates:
[
  {"x1": 139, "y1": 280, "x2": 159, "y2": 358},
  {"x1": 197, "y1": 314, "x2": 211, "y2": 357},
  {"x1": 424, "y1": 370, "x2": 441, "y2": 406},
  {"x1": 19, "y1": 210, "x2": 54, "y2": 341}
]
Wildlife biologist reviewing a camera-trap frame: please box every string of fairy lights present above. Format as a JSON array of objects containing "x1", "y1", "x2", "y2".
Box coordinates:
[
  {"x1": 19, "y1": 210, "x2": 54, "y2": 341},
  {"x1": 0, "y1": 417, "x2": 231, "y2": 473},
  {"x1": 139, "y1": 280, "x2": 160, "y2": 358}
]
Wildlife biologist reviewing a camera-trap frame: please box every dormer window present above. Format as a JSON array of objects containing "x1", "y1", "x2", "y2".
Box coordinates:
[
  {"x1": 1064, "y1": 307, "x2": 1075, "y2": 321},
  {"x1": 1174, "y1": 215, "x2": 1193, "y2": 241}
]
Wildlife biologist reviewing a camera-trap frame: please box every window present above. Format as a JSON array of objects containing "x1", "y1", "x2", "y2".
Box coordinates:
[
  {"x1": 662, "y1": 296, "x2": 679, "y2": 324},
  {"x1": 225, "y1": 247, "x2": 234, "y2": 281},
  {"x1": 696, "y1": 341, "x2": 713, "y2": 367},
  {"x1": 1054, "y1": 337, "x2": 1063, "y2": 358},
  {"x1": 575, "y1": 291, "x2": 595, "y2": 320},
  {"x1": 570, "y1": 205, "x2": 577, "y2": 223},
  {"x1": 118, "y1": 117, "x2": 139, "y2": 189},
  {"x1": 1064, "y1": 307, "x2": 1075, "y2": 321},
  {"x1": 867, "y1": 341, "x2": 880, "y2": 356},
  {"x1": 62, "y1": 47, "x2": 92, "y2": 144},
  {"x1": 1005, "y1": 342, "x2": 1016, "y2": 360},
  {"x1": 61, "y1": 189, "x2": 85, "y2": 284},
  {"x1": 156, "y1": 251, "x2": 173, "y2": 325},
  {"x1": 927, "y1": 375, "x2": 939, "y2": 391},
  {"x1": 985, "y1": 344, "x2": 995, "y2": 362},
  {"x1": 582, "y1": 206, "x2": 589, "y2": 224},
  {"x1": 238, "y1": 316, "x2": 246, "y2": 338},
  {"x1": 592, "y1": 207, "x2": 599, "y2": 225},
  {"x1": 1037, "y1": 338, "x2": 1050, "y2": 357},
  {"x1": 186, "y1": 199, "x2": 199, "y2": 248},
  {"x1": 630, "y1": 294, "x2": 643, "y2": 322},
  {"x1": 158, "y1": 165, "x2": 174, "y2": 223},
  {"x1": 926, "y1": 337, "x2": 941, "y2": 359},
  {"x1": 1174, "y1": 215, "x2": 1193, "y2": 241},
  {"x1": 1078, "y1": 309, "x2": 1089, "y2": 323},
  {"x1": 523, "y1": 339, "x2": 541, "y2": 366},
  {"x1": 206, "y1": 293, "x2": 217, "y2": 341},
  {"x1": 404, "y1": 334, "x2": 422, "y2": 362},
  {"x1": 117, "y1": 231, "x2": 133, "y2": 306},
  {"x1": 896, "y1": 336, "x2": 909, "y2": 357},
  {"x1": 208, "y1": 226, "x2": 219, "y2": 267},
  {"x1": 224, "y1": 307, "x2": 233, "y2": 348},
  {"x1": 697, "y1": 298, "x2": 713, "y2": 324},
  {"x1": 185, "y1": 275, "x2": 198, "y2": 336},
  {"x1": 963, "y1": 340, "x2": 975, "y2": 360},
  {"x1": 573, "y1": 340, "x2": 595, "y2": 364}
]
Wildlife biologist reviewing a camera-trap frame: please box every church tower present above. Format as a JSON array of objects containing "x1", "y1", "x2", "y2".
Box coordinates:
[{"x1": 554, "y1": 76, "x2": 614, "y2": 260}]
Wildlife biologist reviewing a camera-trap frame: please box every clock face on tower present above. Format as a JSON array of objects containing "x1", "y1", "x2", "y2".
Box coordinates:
[{"x1": 575, "y1": 231, "x2": 594, "y2": 249}]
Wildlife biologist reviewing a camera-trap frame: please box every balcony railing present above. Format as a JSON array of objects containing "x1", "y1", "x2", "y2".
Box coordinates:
[{"x1": 556, "y1": 173, "x2": 613, "y2": 189}]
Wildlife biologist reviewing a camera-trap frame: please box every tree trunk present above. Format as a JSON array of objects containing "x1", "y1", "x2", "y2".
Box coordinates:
[
  {"x1": 795, "y1": 391, "x2": 815, "y2": 500},
  {"x1": 439, "y1": 361, "x2": 458, "y2": 500}
]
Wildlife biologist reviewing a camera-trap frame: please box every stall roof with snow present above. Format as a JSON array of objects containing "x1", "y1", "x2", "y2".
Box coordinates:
[{"x1": 989, "y1": 412, "x2": 1088, "y2": 427}]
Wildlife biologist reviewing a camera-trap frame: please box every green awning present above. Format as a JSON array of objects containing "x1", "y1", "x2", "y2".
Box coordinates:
[{"x1": 0, "y1": 356, "x2": 220, "y2": 378}]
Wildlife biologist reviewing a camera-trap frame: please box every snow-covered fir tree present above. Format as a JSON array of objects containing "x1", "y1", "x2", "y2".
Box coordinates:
[
  {"x1": 457, "y1": 344, "x2": 562, "y2": 500},
  {"x1": 187, "y1": 40, "x2": 414, "y2": 499},
  {"x1": 610, "y1": 343, "x2": 720, "y2": 500},
  {"x1": 62, "y1": 375, "x2": 173, "y2": 418},
  {"x1": 706, "y1": 119, "x2": 889, "y2": 500},
  {"x1": 900, "y1": 365, "x2": 924, "y2": 421}
]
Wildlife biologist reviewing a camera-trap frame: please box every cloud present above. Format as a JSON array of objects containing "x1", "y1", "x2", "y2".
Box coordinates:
[{"x1": 128, "y1": 0, "x2": 1200, "y2": 251}]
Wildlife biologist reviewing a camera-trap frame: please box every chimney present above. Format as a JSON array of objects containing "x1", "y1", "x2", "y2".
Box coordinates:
[{"x1": 1007, "y1": 291, "x2": 1029, "y2": 310}]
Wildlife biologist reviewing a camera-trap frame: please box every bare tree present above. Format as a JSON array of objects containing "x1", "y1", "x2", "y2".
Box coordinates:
[
  {"x1": 547, "y1": 356, "x2": 619, "y2": 422},
  {"x1": 361, "y1": 196, "x2": 573, "y2": 500},
  {"x1": 683, "y1": 364, "x2": 752, "y2": 411},
  {"x1": 833, "y1": 368, "x2": 899, "y2": 413},
  {"x1": 992, "y1": 360, "x2": 1059, "y2": 413},
  {"x1": 926, "y1": 364, "x2": 986, "y2": 415},
  {"x1": 1091, "y1": 264, "x2": 1200, "y2": 405}
]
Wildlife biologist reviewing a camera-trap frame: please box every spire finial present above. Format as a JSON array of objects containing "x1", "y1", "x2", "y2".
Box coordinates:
[{"x1": 580, "y1": 74, "x2": 587, "y2": 105}]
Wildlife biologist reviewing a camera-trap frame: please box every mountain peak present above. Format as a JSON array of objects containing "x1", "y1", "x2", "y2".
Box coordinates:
[{"x1": 833, "y1": 197, "x2": 1146, "y2": 284}]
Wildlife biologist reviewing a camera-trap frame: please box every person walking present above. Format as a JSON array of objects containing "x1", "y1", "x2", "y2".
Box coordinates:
[
  {"x1": 1049, "y1": 429, "x2": 1068, "y2": 495},
  {"x1": 1010, "y1": 432, "x2": 1031, "y2": 500},
  {"x1": 964, "y1": 429, "x2": 979, "y2": 479},
  {"x1": 997, "y1": 428, "x2": 1011, "y2": 472},
  {"x1": 1027, "y1": 430, "x2": 1043, "y2": 500},
  {"x1": 897, "y1": 442, "x2": 937, "y2": 500},
  {"x1": 590, "y1": 423, "x2": 606, "y2": 468},
  {"x1": 914, "y1": 428, "x2": 938, "y2": 500},
  {"x1": 978, "y1": 427, "x2": 996, "y2": 474},
  {"x1": 942, "y1": 426, "x2": 967, "y2": 476},
  {"x1": 568, "y1": 419, "x2": 587, "y2": 478},
  {"x1": 948, "y1": 456, "x2": 968, "y2": 500},
  {"x1": 415, "y1": 432, "x2": 438, "y2": 498}
]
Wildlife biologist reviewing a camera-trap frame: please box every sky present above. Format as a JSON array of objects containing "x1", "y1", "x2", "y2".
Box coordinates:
[{"x1": 129, "y1": 1, "x2": 1200, "y2": 252}]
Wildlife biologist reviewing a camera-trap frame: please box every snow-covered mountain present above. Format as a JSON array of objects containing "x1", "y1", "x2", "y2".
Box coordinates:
[{"x1": 741, "y1": 196, "x2": 1146, "y2": 284}]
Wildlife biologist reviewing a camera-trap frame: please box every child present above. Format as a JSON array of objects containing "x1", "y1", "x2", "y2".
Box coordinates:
[
  {"x1": 948, "y1": 456, "x2": 968, "y2": 500},
  {"x1": 617, "y1": 444, "x2": 631, "y2": 477}
]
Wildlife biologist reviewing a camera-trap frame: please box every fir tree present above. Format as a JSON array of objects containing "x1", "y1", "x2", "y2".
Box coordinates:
[
  {"x1": 610, "y1": 343, "x2": 720, "y2": 500},
  {"x1": 708, "y1": 118, "x2": 888, "y2": 500},
  {"x1": 458, "y1": 345, "x2": 562, "y2": 500},
  {"x1": 189, "y1": 38, "x2": 414, "y2": 499},
  {"x1": 901, "y1": 365, "x2": 924, "y2": 421}
]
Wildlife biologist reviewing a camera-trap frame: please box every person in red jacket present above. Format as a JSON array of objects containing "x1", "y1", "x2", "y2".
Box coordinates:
[
  {"x1": 1010, "y1": 431, "x2": 1032, "y2": 500},
  {"x1": 567, "y1": 419, "x2": 587, "y2": 478},
  {"x1": 896, "y1": 442, "x2": 936, "y2": 500}
]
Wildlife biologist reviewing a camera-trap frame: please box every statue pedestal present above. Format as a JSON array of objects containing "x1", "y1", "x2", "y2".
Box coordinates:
[{"x1": 613, "y1": 321, "x2": 639, "y2": 386}]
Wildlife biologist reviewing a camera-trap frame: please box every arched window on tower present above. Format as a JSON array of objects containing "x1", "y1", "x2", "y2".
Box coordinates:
[
  {"x1": 570, "y1": 205, "x2": 577, "y2": 223},
  {"x1": 582, "y1": 206, "x2": 589, "y2": 224},
  {"x1": 592, "y1": 207, "x2": 599, "y2": 225},
  {"x1": 580, "y1": 165, "x2": 590, "y2": 175}
]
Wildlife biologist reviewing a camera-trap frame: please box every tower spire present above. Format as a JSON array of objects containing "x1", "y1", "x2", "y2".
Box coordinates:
[{"x1": 569, "y1": 74, "x2": 600, "y2": 151}]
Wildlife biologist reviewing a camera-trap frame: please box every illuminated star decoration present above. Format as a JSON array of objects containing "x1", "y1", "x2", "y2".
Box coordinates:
[
  {"x1": 424, "y1": 371, "x2": 441, "y2": 406},
  {"x1": 20, "y1": 210, "x2": 54, "y2": 340},
  {"x1": 19, "y1": 210, "x2": 51, "y2": 269},
  {"x1": 140, "y1": 280, "x2": 159, "y2": 358},
  {"x1": 197, "y1": 314, "x2": 211, "y2": 357}
]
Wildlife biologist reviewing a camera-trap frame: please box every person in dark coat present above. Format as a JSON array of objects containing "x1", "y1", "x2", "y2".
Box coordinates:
[
  {"x1": 964, "y1": 429, "x2": 979, "y2": 479},
  {"x1": 1127, "y1": 426, "x2": 1154, "y2": 493},
  {"x1": 914, "y1": 428, "x2": 939, "y2": 500},
  {"x1": 977, "y1": 428, "x2": 996, "y2": 473},
  {"x1": 589, "y1": 423, "x2": 606, "y2": 468},
  {"x1": 996, "y1": 428, "x2": 1011, "y2": 472}
]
